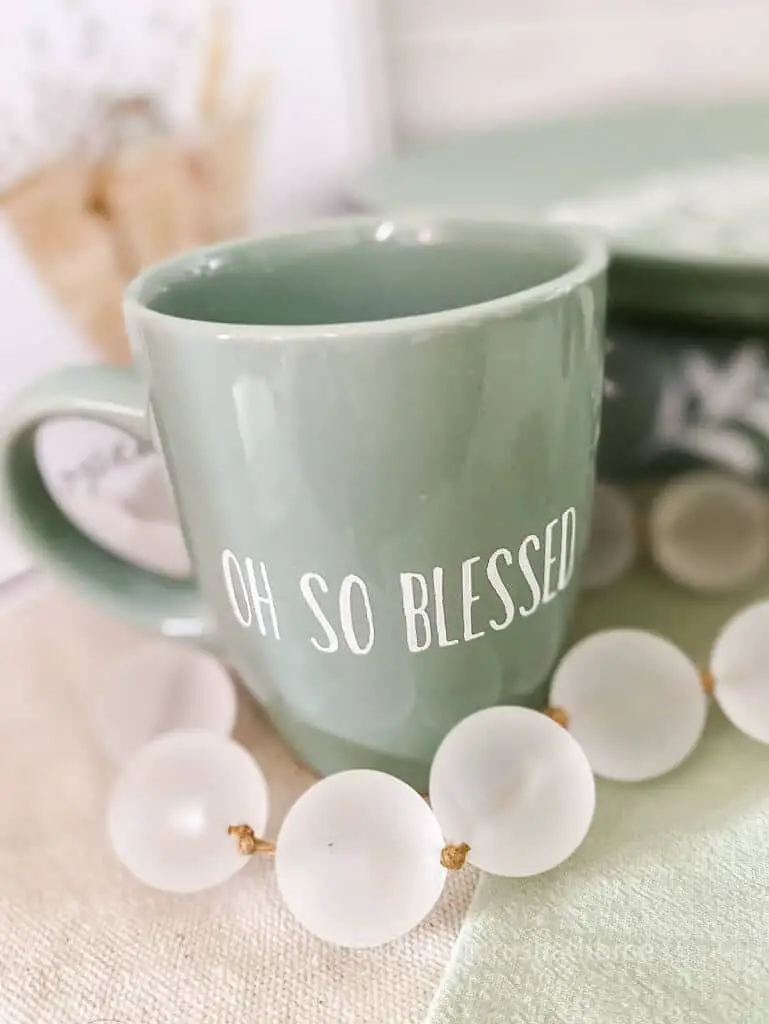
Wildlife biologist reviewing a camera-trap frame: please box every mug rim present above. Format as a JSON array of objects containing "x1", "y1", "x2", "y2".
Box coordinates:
[{"x1": 124, "y1": 213, "x2": 608, "y2": 341}]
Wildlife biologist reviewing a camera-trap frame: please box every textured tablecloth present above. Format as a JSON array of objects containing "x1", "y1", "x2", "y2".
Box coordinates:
[
  {"x1": 0, "y1": 580, "x2": 475, "y2": 1024},
  {"x1": 427, "y1": 503, "x2": 769, "y2": 1024}
]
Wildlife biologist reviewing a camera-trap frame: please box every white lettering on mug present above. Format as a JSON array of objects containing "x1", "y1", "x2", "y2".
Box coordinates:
[
  {"x1": 245, "y1": 557, "x2": 281, "y2": 638},
  {"x1": 518, "y1": 534, "x2": 542, "y2": 617},
  {"x1": 461, "y1": 556, "x2": 485, "y2": 641},
  {"x1": 400, "y1": 572, "x2": 432, "y2": 652},
  {"x1": 486, "y1": 547, "x2": 516, "y2": 631},
  {"x1": 339, "y1": 574, "x2": 375, "y2": 655},
  {"x1": 300, "y1": 572, "x2": 339, "y2": 653},
  {"x1": 219, "y1": 502, "x2": 580, "y2": 653},
  {"x1": 222, "y1": 549, "x2": 253, "y2": 628},
  {"x1": 433, "y1": 567, "x2": 459, "y2": 648},
  {"x1": 542, "y1": 518, "x2": 560, "y2": 604},
  {"x1": 558, "y1": 506, "x2": 577, "y2": 591}
]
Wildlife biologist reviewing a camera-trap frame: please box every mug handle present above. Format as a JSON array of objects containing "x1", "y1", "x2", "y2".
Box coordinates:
[{"x1": 0, "y1": 365, "x2": 219, "y2": 650}]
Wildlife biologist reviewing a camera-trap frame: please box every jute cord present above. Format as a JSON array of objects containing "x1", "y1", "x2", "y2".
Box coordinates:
[
  {"x1": 228, "y1": 824, "x2": 275, "y2": 856},
  {"x1": 544, "y1": 705, "x2": 570, "y2": 728},
  {"x1": 228, "y1": 827, "x2": 473, "y2": 871}
]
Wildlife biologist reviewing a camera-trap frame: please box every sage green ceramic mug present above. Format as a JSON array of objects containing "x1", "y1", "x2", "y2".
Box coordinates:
[{"x1": 0, "y1": 216, "x2": 606, "y2": 788}]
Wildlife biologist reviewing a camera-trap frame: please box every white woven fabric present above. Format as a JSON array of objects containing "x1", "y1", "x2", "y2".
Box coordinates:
[{"x1": 0, "y1": 582, "x2": 474, "y2": 1024}]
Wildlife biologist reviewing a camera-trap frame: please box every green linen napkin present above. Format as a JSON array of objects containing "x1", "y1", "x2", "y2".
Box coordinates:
[{"x1": 428, "y1": 498, "x2": 769, "y2": 1024}]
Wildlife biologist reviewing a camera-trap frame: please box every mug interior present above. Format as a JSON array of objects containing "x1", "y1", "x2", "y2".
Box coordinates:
[{"x1": 137, "y1": 218, "x2": 597, "y2": 328}]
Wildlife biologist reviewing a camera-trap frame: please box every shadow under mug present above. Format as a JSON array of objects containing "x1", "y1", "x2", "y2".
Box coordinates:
[{"x1": 0, "y1": 215, "x2": 607, "y2": 789}]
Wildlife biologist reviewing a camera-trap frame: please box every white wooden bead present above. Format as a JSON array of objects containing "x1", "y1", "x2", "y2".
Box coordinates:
[
  {"x1": 550, "y1": 629, "x2": 708, "y2": 781},
  {"x1": 649, "y1": 472, "x2": 768, "y2": 591},
  {"x1": 711, "y1": 600, "x2": 769, "y2": 743},
  {"x1": 429, "y1": 706, "x2": 595, "y2": 878},
  {"x1": 276, "y1": 770, "x2": 446, "y2": 948},
  {"x1": 581, "y1": 484, "x2": 637, "y2": 590}
]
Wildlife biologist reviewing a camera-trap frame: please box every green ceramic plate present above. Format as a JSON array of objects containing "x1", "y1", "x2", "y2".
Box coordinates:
[{"x1": 354, "y1": 98, "x2": 769, "y2": 329}]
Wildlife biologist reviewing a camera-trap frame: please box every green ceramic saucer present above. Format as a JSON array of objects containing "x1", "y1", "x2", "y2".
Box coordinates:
[{"x1": 354, "y1": 98, "x2": 769, "y2": 329}]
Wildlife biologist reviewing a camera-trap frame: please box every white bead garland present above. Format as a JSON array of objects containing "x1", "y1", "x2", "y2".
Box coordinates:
[
  {"x1": 108, "y1": 730, "x2": 268, "y2": 894},
  {"x1": 710, "y1": 600, "x2": 769, "y2": 743},
  {"x1": 549, "y1": 630, "x2": 708, "y2": 781},
  {"x1": 581, "y1": 484, "x2": 637, "y2": 590},
  {"x1": 102, "y1": 478, "x2": 769, "y2": 950},
  {"x1": 429, "y1": 707, "x2": 595, "y2": 877},
  {"x1": 275, "y1": 770, "x2": 446, "y2": 948},
  {"x1": 581, "y1": 472, "x2": 769, "y2": 594},
  {"x1": 649, "y1": 473, "x2": 768, "y2": 592}
]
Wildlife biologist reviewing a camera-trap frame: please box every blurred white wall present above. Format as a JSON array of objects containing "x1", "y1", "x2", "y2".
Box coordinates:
[
  {"x1": 383, "y1": 0, "x2": 769, "y2": 144},
  {"x1": 0, "y1": 0, "x2": 385, "y2": 230},
  {"x1": 256, "y1": 0, "x2": 390, "y2": 227}
]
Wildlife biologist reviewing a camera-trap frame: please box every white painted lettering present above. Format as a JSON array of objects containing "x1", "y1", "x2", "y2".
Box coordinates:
[
  {"x1": 245, "y1": 557, "x2": 281, "y2": 638},
  {"x1": 400, "y1": 572, "x2": 432, "y2": 652},
  {"x1": 461, "y1": 556, "x2": 485, "y2": 641},
  {"x1": 300, "y1": 572, "x2": 339, "y2": 653},
  {"x1": 433, "y1": 567, "x2": 459, "y2": 647},
  {"x1": 558, "y1": 506, "x2": 577, "y2": 591},
  {"x1": 518, "y1": 534, "x2": 542, "y2": 617},
  {"x1": 542, "y1": 518, "x2": 559, "y2": 604},
  {"x1": 339, "y1": 574, "x2": 375, "y2": 655},
  {"x1": 222, "y1": 549, "x2": 252, "y2": 628},
  {"x1": 486, "y1": 547, "x2": 516, "y2": 631}
]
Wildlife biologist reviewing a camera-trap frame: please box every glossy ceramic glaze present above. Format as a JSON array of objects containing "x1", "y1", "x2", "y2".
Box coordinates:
[{"x1": 0, "y1": 216, "x2": 607, "y2": 788}]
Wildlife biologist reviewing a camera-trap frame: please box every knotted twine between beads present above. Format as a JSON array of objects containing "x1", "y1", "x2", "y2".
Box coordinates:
[
  {"x1": 440, "y1": 842, "x2": 471, "y2": 870},
  {"x1": 543, "y1": 705, "x2": 569, "y2": 728},
  {"x1": 700, "y1": 668, "x2": 715, "y2": 695},
  {"x1": 228, "y1": 824, "x2": 276, "y2": 856},
  {"x1": 230, "y1": 823, "x2": 471, "y2": 871}
]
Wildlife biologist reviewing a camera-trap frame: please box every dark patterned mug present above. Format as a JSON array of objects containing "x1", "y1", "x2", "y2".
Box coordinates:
[{"x1": 600, "y1": 322, "x2": 769, "y2": 483}]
